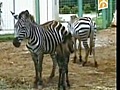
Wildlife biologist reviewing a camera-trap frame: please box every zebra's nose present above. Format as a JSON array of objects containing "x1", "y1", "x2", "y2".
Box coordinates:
[{"x1": 13, "y1": 37, "x2": 21, "y2": 47}]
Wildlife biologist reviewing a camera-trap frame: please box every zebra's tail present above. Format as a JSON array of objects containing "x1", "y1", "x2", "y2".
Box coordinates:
[{"x1": 89, "y1": 23, "x2": 94, "y2": 55}]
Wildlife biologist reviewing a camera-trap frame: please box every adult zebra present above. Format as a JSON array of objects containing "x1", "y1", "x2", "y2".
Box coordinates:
[
  {"x1": 11, "y1": 10, "x2": 70, "y2": 79},
  {"x1": 11, "y1": 11, "x2": 58, "y2": 79},
  {"x1": 67, "y1": 15, "x2": 97, "y2": 67},
  {"x1": 11, "y1": 10, "x2": 74, "y2": 89}
]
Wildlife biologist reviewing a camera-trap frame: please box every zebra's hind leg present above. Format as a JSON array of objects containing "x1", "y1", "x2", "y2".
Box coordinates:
[
  {"x1": 73, "y1": 54, "x2": 77, "y2": 63},
  {"x1": 49, "y1": 53, "x2": 57, "y2": 78},
  {"x1": 73, "y1": 38, "x2": 77, "y2": 63},
  {"x1": 78, "y1": 40, "x2": 82, "y2": 62},
  {"x1": 82, "y1": 41, "x2": 89, "y2": 66},
  {"x1": 92, "y1": 47, "x2": 98, "y2": 67},
  {"x1": 65, "y1": 55, "x2": 70, "y2": 88}
]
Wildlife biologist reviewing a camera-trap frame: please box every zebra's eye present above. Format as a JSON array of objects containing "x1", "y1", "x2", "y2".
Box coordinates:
[
  {"x1": 21, "y1": 27, "x2": 26, "y2": 29},
  {"x1": 20, "y1": 27, "x2": 25, "y2": 30}
]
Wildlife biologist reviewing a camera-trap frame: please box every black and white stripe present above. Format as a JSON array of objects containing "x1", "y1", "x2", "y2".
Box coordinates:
[
  {"x1": 67, "y1": 15, "x2": 97, "y2": 67},
  {"x1": 12, "y1": 10, "x2": 73, "y2": 89}
]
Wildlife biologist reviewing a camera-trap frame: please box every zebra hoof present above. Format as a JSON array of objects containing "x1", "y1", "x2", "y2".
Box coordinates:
[
  {"x1": 67, "y1": 83, "x2": 70, "y2": 88},
  {"x1": 49, "y1": 74, "x2": 55, "y2": 79},
  {"x1": 38, "y1": 85, "x2": 42, "y2": 90},
  {"x1": 82, "y1": 61, "x2": 86, "y2": 66},
  {"x1": 73, "y1": 56, "x2": 77, "y2": 63},
  {"x1": 79, "y1": 56, "x2": 82, "y2": 62},
  {"x1": 94, "y1": 62, "x2": 98, "y2": 68},
  {"x1": 33, "y1": 83, "x2": 38, "y2": 89},
  {"x1": 79, "y1": 59, "x2": 82, "y2": 62},
  {"x1": 33, "y1": 80, "x2": 38, "y2": 89}
]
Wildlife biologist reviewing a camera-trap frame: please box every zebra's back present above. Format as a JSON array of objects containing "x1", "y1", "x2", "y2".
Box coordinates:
[{"x1": 27, "y1": 21, "x2": 68, "y2": 54}]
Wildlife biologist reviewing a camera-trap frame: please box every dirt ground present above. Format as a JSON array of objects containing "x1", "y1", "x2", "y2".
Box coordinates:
[{"x1": 0, "y1": 27, "x2": 116, "y2": 90}]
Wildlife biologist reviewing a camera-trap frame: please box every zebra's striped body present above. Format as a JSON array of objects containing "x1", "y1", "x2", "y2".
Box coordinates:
[
  {"x1": 12, "y1": 10, "x2": 73, "y2": 89},
  {"x1": 19, "y1": 11, "x2": 72, "y2": 79},
  {"x1": 67, "y1": 15, "x2": 97, "y2": 67},
  {"x1": 24, "y1": 21, "x2": 66, "y2": 54}
]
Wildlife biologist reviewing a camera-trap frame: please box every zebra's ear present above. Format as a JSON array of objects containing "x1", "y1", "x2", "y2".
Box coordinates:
[
  {"x1": 25, "y1": 10, "x2": 29, "y2": 14},
  {"x1": 24, "y1": 10, "x2": 30, "y2": 18},
  {"x1": 10, "y1": 11, "x2": 15, "y2": 15},
  {"x1": 66, "y1": 21, "x2": 71, "y2": 28},
  {"x1": 14, "y1": 15, "x2": 18, "y2": 19},
  {"x1": 66, "y1": 21, "x2": 70, "y2": 25},
  {"x1": 10, "y1": 11, "x2": 18, "y2": 20}
]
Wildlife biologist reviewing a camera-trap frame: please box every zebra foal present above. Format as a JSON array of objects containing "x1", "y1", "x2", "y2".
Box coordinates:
[
  {"x1": 55, "y1": 33, "x2": 74, "y2": 90},
  {"x1": 11, "y1": 10, "x2": 74, "y2": 89},
  {"x1": 17, "y1": 12, "x2": 74, "y2": 90},
  {"x1": 67, "y1": 15, "x2": 97, "y2": 67}
]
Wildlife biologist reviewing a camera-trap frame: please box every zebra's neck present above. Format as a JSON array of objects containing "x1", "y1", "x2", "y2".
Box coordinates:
[{"x1": 26, "y1": 26, "x2": 43, "y2": 52}]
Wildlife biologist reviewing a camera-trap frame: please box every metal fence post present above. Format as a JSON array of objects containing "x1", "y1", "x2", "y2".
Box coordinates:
[
  {"x1": 35, "y1": 0, "x2": 40, "y2": 24},
  {"x1": 102, "y1": 9, "x2": 107, "y2": 29},
  {"x1": 109, "y1": 0, "x2": 113, "y2": 23},
  {"x1": 13, "y1": 0, "x2": 15, "y2": 25},
  {"x1": 78, "y1": 0, "x2": 83, "y2": 17}
]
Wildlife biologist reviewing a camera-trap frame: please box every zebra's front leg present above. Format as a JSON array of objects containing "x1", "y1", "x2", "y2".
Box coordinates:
[
  {"x1": 58, "y1": 68, "x2": 66, "y2": 90},
  {"x1": 61, "y1": 69, "x2": 66, "y2": 90},
  {"x1": 37, "y1": 53, "x2": 44, "y2": 89},
  {"x1": 31, "y1": 53, "x2": 39, "y2": 88},
  {"x1": 66, "y1": 64, "x2": 70, "y2": 88},
  {"x1": 56, "y1": 54, "x2": 66, "y2": 90},
  {"x1": 49, "y1": 53, "x2": 57, "y2": 78},
  {"x1": 82, "y1": 41, "x2": 89, "y2": 66},
  {"x1": 58, "y1": 68, "x2": 62, "y2": 90}
]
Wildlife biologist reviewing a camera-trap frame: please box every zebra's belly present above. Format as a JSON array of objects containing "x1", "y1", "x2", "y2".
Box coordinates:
[
  {"x1": 43, "y1": 46, "x2": 56, "y2": 54},
  {"x1": 43, "y1": 42, "x2": 59, "y2": 54},
  {"x1": 73, "y1": 29, "x2": 90, "y2": 39},
  {"x1": 26, "y1": 43, "x2": 56, "y2": 54}
]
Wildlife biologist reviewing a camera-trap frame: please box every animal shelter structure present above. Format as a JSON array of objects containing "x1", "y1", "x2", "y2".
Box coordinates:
[
  {"x1": 0, "y1": 0, "x2": 116, "y2": 31},
  {"x1": 0, "y1": 0, "x2": 59, "y2": 30}
]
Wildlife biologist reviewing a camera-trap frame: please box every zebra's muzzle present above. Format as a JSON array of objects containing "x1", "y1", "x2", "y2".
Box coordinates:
[{"x1": 13, "y1": 37, "x2": 21, "y2": 47}]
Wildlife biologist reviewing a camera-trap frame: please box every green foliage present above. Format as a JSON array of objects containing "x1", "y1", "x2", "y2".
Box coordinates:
[
  {"x1": 83, "y1": 4, "x2": 91, "y2": 13},
  {"x1": 92, "y1": 16, "x2": 103, "y2": 30},
  {"x1": 59, "y1": 5, "x2": 71, "y2": 14},
  {"x1": 0, "y1": 34, "x2": 14, "y2": 42},
  {"x1": 71, "y1": 6, "x2": 78, "y2": 14},
  {"x1": 59, "y1": 5, "x2": 78, "y2": 14}
]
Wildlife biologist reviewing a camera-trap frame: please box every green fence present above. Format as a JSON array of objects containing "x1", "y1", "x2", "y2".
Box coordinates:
[{"x1": 59, "y1": 0, "x2": 116, "y2": 30}]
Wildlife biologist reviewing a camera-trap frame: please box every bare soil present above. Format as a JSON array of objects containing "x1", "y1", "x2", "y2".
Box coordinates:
[{"x1": 0, "y1": 27, "x2": 116, "y2": 90}]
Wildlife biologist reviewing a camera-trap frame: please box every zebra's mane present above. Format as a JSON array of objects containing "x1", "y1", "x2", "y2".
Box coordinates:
[
  {"x1": 17, "y1": 10, "x2": 71, "y2": 39},
  {"x1": 18, "y1": 10, "x2": 30, "y2": 19}
]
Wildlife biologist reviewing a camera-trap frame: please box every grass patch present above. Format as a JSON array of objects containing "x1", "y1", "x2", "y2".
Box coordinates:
[
  {"x1": 0, "y1": 34, "x2": 14, "y2": 42},
  {"x1": 92, "y1": 16, "x2": 103, "y2": 30}
]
